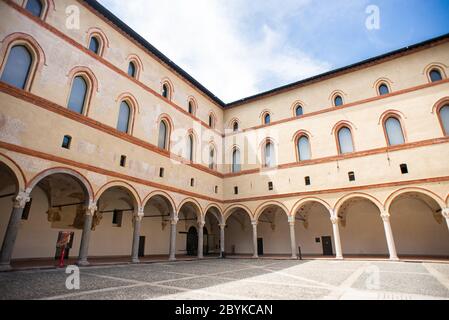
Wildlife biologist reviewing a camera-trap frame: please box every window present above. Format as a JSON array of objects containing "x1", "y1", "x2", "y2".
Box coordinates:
[
  {"x1": 187, "y1": 135, "x2": 194, "y2": 161},
  {"x1": 214, "y1": 186, "x2": 218, "y2": 194},
  {"x1": 263, "y1": 113, "x2": 271, "y2": 125},
  {"x1": 21, "y1": 198, "x2": 32, "y2": 220},
  {"x1": 305, "y1": 176, "x2": 311, "y2": 186},
  {"x1": 378, "y1": 83, "x2": 390, "y2": 96},
  {"x1": 112, "y1": 210, "x2": 123, "y2": 227},
  {"x1": 159, "y1": 168, "x2": 165, "y2": 178},
  {"x1": 88, "y1": 37, "x2": 100, "y2": 54},
  {"x1": 190, "y1": 178, "x2": 195, "y2": 187},
  {"x1": 264, "y1": 141, "x2": 275, "y2": 167},
  {"x1": 120, "y1": 155, "x2": 127, "y2": 167},
  {"x1": 430, "y1": 69, "x2": 443, "y2": 82},
  {"x1": 297, "y1": 136, "x2": 311, "y2": 161},
  {"x1": 128, "y1": 61, "x2": 136, "y2": 78},
  {"x1": 208, "y1": 114, "x2": 215, "y2": 128},
  {"x1": 162, "y1": 83, "x2": 170, "y2": 99},
  {"x1": 348, "y1": 171, "x2": 355, "y2": 182},
  {"x1": 61, "y1": 135, "x2": 72, "y2": 149},
  {"x1": 117, "y1": 101, "x2": 131, "y2": 133},
  {"x1": 25, "y1": 0, "x2": 43, "y2": 17},
  {"x1": 337, "y1": 127, "x2": 354, "y2": 154},
  {"x1": 209, "y1": 147, "x2": 216, "y2": 170},
  {"x1": 268, "y1": 182, "x2": 273, "y2": 191},
  {"x1": 400, "y1": 164, "x2": 408, "y2": 174},
  {"x1": 188, "y1": 101, "x2": 195, "y2": 115},
  {"x1": 334, "y1": 95, "x2": 343, "y2": 107},
  {"x1": 295, "y1": 105, "x2": 303, "y2": 117},
  {"x1": 234, "y1": 186, "x2": 239, "y2": 195},
  {"x1": 233, "y1": 121, "x2": 239, "y2": 132},
  {"x1": 232, "y1": 149, "x2": 241, "y2": 173},
  {"x1": 439, "y1": 105, "x2": 449, "y2": 135},
  {"x1": 0, "y1": 45, "x2": 33, "y2": 90},
  {"x1": 385, "y1": 117, "x2": 405, "y2": 146},
  {"x1": 158, "y1": 121, "x2": 169, "y2": 150},
  {"x1": 67, "y1": 76, "x2": 88, "y2": 114}
]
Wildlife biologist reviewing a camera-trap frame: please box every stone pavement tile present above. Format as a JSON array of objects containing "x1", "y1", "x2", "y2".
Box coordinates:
[
  {"x1": 63, "y1": 284, "x2": 181, "y2": 300},
  {"x1": 427, "y1": 264, "x2": 449, "y2": 277},
  {"x1": 265, "y1": 268, "x2": 353, "y2": 287},
  {"x1": 352, "y1": 272, "x2": 449, "y2": 298},
  {"x1": 84, "y1": 265, "x2": 187, "y2": 283},
  {"x1": 160, "y1": 276, "x2": 234, "y2": 290},
  {"x1": 0, "y1": 270, "x2": 129, "y2": 300},
  {"x1": 215, "y1": 268, "x2": 273, "y2": 280},
  {"x1": 370, "y1": 261, "x2": 428, "y2": 273}
]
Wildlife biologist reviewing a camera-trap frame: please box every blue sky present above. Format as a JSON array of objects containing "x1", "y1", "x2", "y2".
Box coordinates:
[{"x1": 99, "y1": 0, "x2": 449, "y2": 103}]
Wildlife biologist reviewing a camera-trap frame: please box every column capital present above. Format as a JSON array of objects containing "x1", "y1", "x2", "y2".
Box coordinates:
[
  {"x1": 442, "y1": 208, "x2": 449, "y2": 219},
  {"x1": 171, "y1": 218, "x2": 179, "y2": 225},
  {"x1": 251, "y1": 220, "x2": 258, "y2": 226},
  {"x1": 288, "y1": 215, "x2": 295, "y2": 224},
  {"x1": 330, "y1": 215, "x2": 339, "y2": 225},
  {"x1": 381, "y1": 212, "x2": 390, "y2": 222},
  {"x1": 86, "y1": 201, "x2": 97, "y2": 216},
  {"x1": 137, "y1": 207, "x2": 144, "y2": 216},
  {"x1": 219, "y1": 223, "x2": 226, "y2": 230},
  {"x1": 198, "y1": 220, "x2": 205, "y2": 227},
  {"x1": 13, "y1": 191, "x2": 31, "y2": 209},
  {"x1": 134, "y1": 215, "x2": 143, "y2": 222}
]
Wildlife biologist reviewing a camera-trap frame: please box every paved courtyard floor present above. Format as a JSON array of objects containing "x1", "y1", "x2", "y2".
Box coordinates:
[{"x1": 1, "y1": 259, "x2": 449, "y2": 300}]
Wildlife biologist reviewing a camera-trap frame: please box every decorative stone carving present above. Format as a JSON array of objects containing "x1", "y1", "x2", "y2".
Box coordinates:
[
  {"x1": 13, "y1": 191, "x2": 30, "y2": 209},
  {"x1": 46, "y1": 207, "x2": 61, "y2": 222}
]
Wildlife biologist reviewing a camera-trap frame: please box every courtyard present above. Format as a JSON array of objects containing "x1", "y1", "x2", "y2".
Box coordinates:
[{"x1": 1, "y1": 258, "x2": 449, "y2": 300}]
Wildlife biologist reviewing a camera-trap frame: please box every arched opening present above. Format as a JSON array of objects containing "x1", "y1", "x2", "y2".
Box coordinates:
[
  {"x1": 232, "y1": 148, "x2": 241, "y2": 173},
  {"x1": 204, "y1": 206, "x2": 221, "y2": 256},
  {"x1": 263, "y1": 140, "x2": 276, "y2": 167},
  {"x1": 177, "y1": 201, "x2": 202, "y2": 257},
  {"x1": 67, "y1": 76, "x2": 88, "y2": 115},
  {"x1": 128, "y1": 61, "x2": 137, "y2": 78},
  {"x1": 0, "y1": 162, "x2": 21, "y2": 250},
  {"x1": 296, "y1": 135, "x2": 311, "y2": 161},
  {"x1": 293, "y1": 200, "x2": 335, "y2": 257},
  {"x1": 116, "y1": 101, "x2": 131, "y2": 133},
  {"x1": 0, "y1": 45, "x2": 33, "y2": 90},
  {"x1": 88, "y1": 36, "x2": 100, "y2": 55},
  {"x1": 162, "y1": 83, "x2": 171, "y2": 100},
  {"x1": 337, "y1": 196, "x2": 388, "y2": 257},
  {"x1": 141, "y1": 193, "x2": 175, "y2": 259},
  {"x1": 384, "y1": 117, "x2": 405, "y2": 146},
  {"x1": 438, "y1": 105, "x2": 449, "y2": 136},
  {"x1": 263, "y1": 113, "x2": 271, "y2": 125},
  {"x1": 337, "y1": 126, "x2": 354, "y2": 154},
  {"x1": 378, "y1": 83, "x2": 390, "y2": 96},
  {"x1": 187, "y1": 134, "x2": 194, "y2": 162},
  {"x1": 224, "y1": 207, "x2": 253, "y2": 256},
  {"x1": 158, "y1": 120, "x2": 169, "y2": 150},
  {"x1": 25, "y1": 0, "x2": 43, "y2": 18},
  {"x1": 186, "y1": 226, "x2": 198, "y2": 256},
  {"x1": 255, "y1": 204, "x2": 290, "y2": 256},
  {"x1": 295, "y1": 105, "x2": 303, "y2": 117},
  {"x1": 388, "y1": 191, "x2": 449, "y2": 258},
  {"x1": 334, "y1": 95, "x2": 343, "y2": 107},
  {"x1": 429, "y1": 69, "x2": 443, "y2": 82}
]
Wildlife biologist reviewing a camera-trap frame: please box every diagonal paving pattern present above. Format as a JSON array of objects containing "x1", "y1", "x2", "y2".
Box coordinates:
[{"x1": 0, "y1": 259, "x2": 448, "y2": 300}]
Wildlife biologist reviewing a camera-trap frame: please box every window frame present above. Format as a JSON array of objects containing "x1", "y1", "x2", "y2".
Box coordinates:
[
  {"x1": 383, "y1": 116, "x2": 406, "y2": 146},
  {"x1": 116, "y1": 100, "x2": 132, "y2": 134},
  {"x1": 377, "y1": 82, "x2": 391, "y2": 96},
  {"x1": 295, "y1": 133, "x2": 312, "y2": 162},
  {"x1": 23, "y1": 0, "x2": 52, "y2": 21},
  {"x1": 335, "y1": 124, "x2": 355, "y2": 155},
  {"x1": 231, "y1": 147, "x2": 241, "y2": 173},
  {"x1": 261, "y1": 139, "x2": 276, "y2": 168},
  {"x1": 158, "y1": 118, "x2": 171, "y2": 151},
  {"x1": 434, "y1": 98, "x2": 449, "y2": 137}
]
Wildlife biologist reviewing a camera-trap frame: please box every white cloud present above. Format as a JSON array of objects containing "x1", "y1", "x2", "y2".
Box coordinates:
[{"x1": 99, "y1": 0, "x2": 331, "y2": 102}]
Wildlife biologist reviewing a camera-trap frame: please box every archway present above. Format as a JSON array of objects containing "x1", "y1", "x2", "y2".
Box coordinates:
[
  {"x1": 204, "y1": 205, "x2": 222, "y2": 256},
  {"x1": 224, "y1": 206, "x2": 253, "y2": 256},
  {"x1": 336, "y1": 194, "x2": 388, "y2": 257},
  {"x1": 388, "y1": 190, "x2": 449, "y2": 258},
  {"x1": 177, "y1": 199, "x2": 202, "y2": 257},
  {"x1": 186, "y1": 226, "x2": 198, "y2": 256}
]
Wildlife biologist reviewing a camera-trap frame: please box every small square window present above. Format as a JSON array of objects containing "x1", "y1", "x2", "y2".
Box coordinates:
[
  {"x1": 305, "y1": 176, "x2": 311, "y2": 186},
  {"x1": 62, "y1": 135, "x2": 72, "y2": 149},
  {"x1": 400, "y1": 164, "x2": 408, "y2": 174},
  {"x1": 112, "y1": 210, "x2": 123, "y2": 227},
  {"x1": 268, "y1": 182, "x2": 273, "y2": 191},
  {"x1": 315, "y1": 238, "x2": 321, "y2": 243},
  {"x1": 214, "y1": 186, "x2": 218, "y2": 194},
  {"x1": 234, "y1": 186, "x2": 239, "y2": 195},
  {"x1": 120, "y1": 155, "x2": 127, "y2": 167},
  {"x1": 348, "y1": 171, "x2": 355, "y2": 182},
  {"x1": 159, "y1": 168, "x2": 165, "y2": 178},
  {"x1": 190, "y1": 178, "x2": 195, "y2": 187}
]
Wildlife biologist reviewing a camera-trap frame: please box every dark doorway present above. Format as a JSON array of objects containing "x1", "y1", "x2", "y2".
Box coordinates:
[
  {"x1": 138, "y1": 236, "x2": 145, "y2": 257},
  {"x1": 203, "y1": 227, "x2": 209, "y2": 256},
  {"x1": 322, "y1": 236, "x2": 333, "y2": 256},
  {"x1": 54, "y1": 232, "x2": 74, "y2": 260},
  {"x1": 186, "y1": 227, "x2": 198, "y2": 256},
  {"x1": 257, "y1": 238, "x2": 264, "y2": 256}
]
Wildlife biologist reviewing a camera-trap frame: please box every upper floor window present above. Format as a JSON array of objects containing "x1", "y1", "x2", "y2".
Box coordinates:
[
  {"x1": 158, "y1": 120, "x2": 170, "y2": 150},
  {"x1": 208, "y1": 113, "x2": 216, "y2": 129},
  {"x1": 25, "y1": 0, "x2": 43, "y2": 17},
  {"x1": 334, "y1": 95, "x2": 343, "y2": 107},
  {"x1": 89, "y1": 37, "x2": 100, "y2": 55},
  {"x1": 0, "y1": 45, "x2": 33, "y2": 90},
  {"x1": 297, "y1": 135, "x2": 311, "y2": 161},
  {"x1": 439, "y1": 105, "x2": 449, "y2": 136},
  {"x1": 187, "y1": 134, "x2": 194, "y2": 161},
  {"x1": 209, "y1": 146, "x2": 216, "y2": 170},
  {"x1": 67, "y1": 76, "x2": 88, "y2": 114},
  {"x1": 295, "y1": 105, "x2": 304, "y2": 117},
  {"x1": 385, "y1": 117, "x2": 405, "y2": 146},
  {"x1": 264, "y1": 141, "x2": 275, "y2": 167},
  {"x1": 232, "y1": 148, "x2": 241, "y2": 173},
  {"x1": 232, "y1": 121, "x2": 239, "y2": 132},
  {"x1": 188, "y1": 100, "x2": 196, "y2": 115},
  {"x1": 429, "y1": 69, "x2": 443, "y2": 82},
  {"x1": 378, "y1": 83, "x2": 390, "y2": 96},
  {"x1": 263, "y1": 113, "x2": 271, "y2": 125},
  {"x1": 116, "y1": 101, "x2": 131, "y2": 133},
  {"x1": 128, "y1": 61, "x2": 137, "y2": 78},
  {"x1": 337, "y1": 127, "x2": 354, "y2": 154},
  {"x1": 162, "y1": 83, "x2": 171, "y2": 100}
]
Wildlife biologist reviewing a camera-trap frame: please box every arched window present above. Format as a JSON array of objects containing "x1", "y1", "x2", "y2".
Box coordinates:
[
  {"x1": 334, "y1": 95, "x2": 343, "y2": 107},
  {"x1": 88, "y1": 37, "x2": 100, "y2": 54},
  {"x1": 264, "y1": 141, "x2": 275, "y2": 167},
  {"x1": 263, "y1": 113, "x2": 271, "y2": 125},
  {"x1": 385, "y1": 117, "x2": 405, "y2": 146},
  {"x1": 158, "y1": 120, "x2": 169, "y2": 150},
  {"x1": 25, "y1": 0, "x2": 43, "y2": 17},
  {"x1": 187, "y1": 135, "x2": 194, "y2": 161},
  {"x1": 439, "y1": 105, "x2": 449, "y2": 136},
  {"x1": 0, "y1": 45, "x2": 33, "y2": 90},
  {"x1": 337, "y1": 127, "x2": 354, "y2": 154},
  {"x1": 67, "y1": 76, "x2": 88, "y2": 114},
  {"x1": 378, "y1": 83, "x2": 390, "y2": 96},
  {"x1": 128, "y1": 61, "x2": 136, "y2": 78},
  {"x1": 188, "y1": 101, "x2": 195, "y2": 115},
  {"x1": 232, "y1": 148, "x2": 241, "y2": 173},
  {"x1": 429, "y1": 69, "x2": 443, "y2": 82},
  {"x1": 209, "y1": 146, "x2": 216, "y2": 170},
  {"x1": 116, "y1": 101, "x2": 131, "y2": 133},
  {"x1": 295, "y1": 105, "x2": 303, "y2": 117},
  {"x1": 208, "y1": 114, "x2": 215, "y2": 128},
  {"x1": 162, "y1": 83, "x2": 170, "y2": 99},
  {"x1": 233, "y1": 121, "x2": 239, "y2": 132},
  {"x1": 297, "y1": 136, "x2": 311, "y2": 161}
]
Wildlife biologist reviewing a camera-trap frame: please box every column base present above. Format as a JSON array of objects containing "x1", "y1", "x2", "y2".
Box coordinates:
[
  {"x1": 76, "y1": 260, "x2": 90, "y2": 267},
  {"x1": 131, "y1": 258, "x2": 140, "y2": 264},
  {"x1": 336, "y1": 255, "x2": 344, "y2": 260},
  {"x1": 169, "y1": 257, "x2": 176, "y2": 262},
  {"x1": 198, "y1": 256, "x2": 204, "y2": 259},
  {"x1": 291, "y1": 255, "x2": 298, "y2": 260},
  {"x1": 389, "y1": 256, "x2": 400, "y2": 261},
  {"x1": 252, "y1": 255, "x2": 258, "y2": 259},
  {"x1": 0, "y1": 264, "x2": 12, "y2": 272}
]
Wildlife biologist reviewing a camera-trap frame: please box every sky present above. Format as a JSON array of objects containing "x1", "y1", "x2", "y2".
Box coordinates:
[{"x1": 98, "y1": 0, "x2": 449, "y2": 103}]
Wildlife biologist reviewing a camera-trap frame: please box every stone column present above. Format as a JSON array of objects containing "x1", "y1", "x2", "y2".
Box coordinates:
[
  {"x1": 443, "y1": 208, "x2": 449, "y2": 235},
  {"x1": 330, "y1": 212, "x2": 343, "y2": 260},
  {"x1": 0, "y1": 191, "x2": 30, "y2": 270},
  {"x1": 288, "y1": 216, "x2": 297, "y2": 259},
  {"x1": 197, "y1": 220, "x2": 205, "y2": 259},
  {"x1": 131, "y1": 208, "x2": 144, "y2": 263},
  {"x1": 219, "y1": 223, "x2": 225, "y2": 258},
  {"x1": 252, "y1": 220, "x2": 258, "y2": 258},
  {"x1": 381, "y1": 211, "x2": 399, "y2": 261},
  {"x1": 77, "y1": 201, "x2": 97, "y2": 266},
  {"x1": 169, "y1": 217, "x2": 178, "y2": 261}
]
